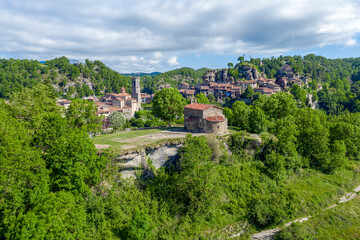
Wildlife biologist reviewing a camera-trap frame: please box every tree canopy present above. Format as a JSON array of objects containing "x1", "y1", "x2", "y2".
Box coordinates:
[{"x1": 152, "y1": 88, "x2": 186, "y2": 127}]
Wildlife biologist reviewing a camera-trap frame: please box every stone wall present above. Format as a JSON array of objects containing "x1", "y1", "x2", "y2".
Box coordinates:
[
  {"x1": 202, "y1": 107, "x2": 224, "y2": 118},
  {"x1": 204, "y1": 119, "x2": 228, "y2": 135},
  {"x1": 184, "y1": 108, "x2": 203, "y2": 119}
]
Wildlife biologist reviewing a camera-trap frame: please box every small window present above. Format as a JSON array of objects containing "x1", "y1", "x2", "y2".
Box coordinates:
[{"x1": 218, "y1": 125, "x2": 220, "y2": 129}]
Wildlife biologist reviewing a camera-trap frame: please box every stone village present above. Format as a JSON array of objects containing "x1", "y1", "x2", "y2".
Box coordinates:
[{"x1": 57, "y1": 66, "x2": 309, "y2": 135}]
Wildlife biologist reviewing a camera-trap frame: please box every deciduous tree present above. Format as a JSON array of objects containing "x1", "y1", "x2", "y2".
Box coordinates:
[{"x1": 152, "y1": 88, "x2": 186, "y2": 127}]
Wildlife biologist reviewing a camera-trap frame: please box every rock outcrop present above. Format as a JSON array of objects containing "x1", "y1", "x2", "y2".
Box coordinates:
[
  {"x1": 236, "y1": 64, "x2": 260, "y2": 81},
  {"x1": 115, "y1": 144, "x2": 182, "y2": 179}
]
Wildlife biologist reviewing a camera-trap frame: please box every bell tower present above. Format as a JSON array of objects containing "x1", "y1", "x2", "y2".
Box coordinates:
[{"x1": 131, "y1": 76, "x2": 141, "y2": 103}]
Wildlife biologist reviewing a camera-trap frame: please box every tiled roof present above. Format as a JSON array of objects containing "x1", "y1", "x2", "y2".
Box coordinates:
[
  {"x1": 184, "y1": 103, "x2": 213, "y2": 110},
  {"x1": 242, "y1": 80, "x2": 257, "y2": 84},
  {"x1": 181, "y1": 82, "x2": 189, "y2": 86},
  {"x1": 185, "y1": 89, "x2": 195, "y2": 95},
  {"x1": 205, "y1": 116, "x2": 225, "y2": 122},
  {"x1": 111, "y1": 93, "x2": 131, "y2": 97},
  {"x1": 97, "y1": 105, "x2": 121, "y2": 114}
]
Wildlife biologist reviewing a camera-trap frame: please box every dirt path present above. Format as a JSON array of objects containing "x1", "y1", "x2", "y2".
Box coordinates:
[{"x1": 228, "y1": 184, "x2": 360, "y2": 239}]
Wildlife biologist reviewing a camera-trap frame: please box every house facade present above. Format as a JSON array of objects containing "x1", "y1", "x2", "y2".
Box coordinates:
[{"x1": 184, "y1": 103, "x2": 228, "y2": 135}]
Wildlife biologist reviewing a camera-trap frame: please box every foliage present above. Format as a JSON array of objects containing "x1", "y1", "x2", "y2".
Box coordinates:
[
  {"x1": 108, "y1": 111, "x2": 125, "y2": 131},
  {"x1": 196, "y1": 93, "x2": 210, "y2": 104},
  {"x1": 231, "y1": 101, "x2": 250, "y2": 130},
  {"x1": 248, "y1": 106, "x2": 266, "y2": 133},
  {"x1": 243, "y1": 85, "x2": 254, "y2": 99},
  {"x1": 0, "y1": 86, "x2": 108, "y2": 238},
  {"x1": 65, "y1": 99, "x2": 103, "y2": 134},
  {"x1": 152, "y1": 88, "x2": 186, "y2": 127},
  {"x1": 142, "y1": 67, "x2": 207, "y2": 94},
  {"x1": 0, "y1": 57, "x2": 132, "y2": 99}
]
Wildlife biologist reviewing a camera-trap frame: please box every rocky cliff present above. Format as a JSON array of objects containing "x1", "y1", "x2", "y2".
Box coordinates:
[{"x1": 115, "y1": 144, "x2": 182, "y2": 179}]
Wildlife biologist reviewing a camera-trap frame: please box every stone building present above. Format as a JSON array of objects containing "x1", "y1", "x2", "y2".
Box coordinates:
[
  {"x1": 184, "y1": 103, "x2": 228, "y2": 135},
  {"x1": 132, "y1": 76, "x2": 142, "y2": 106},
  {"x1": 97, "y1": 77, "x2": 141, "y2": 119}
]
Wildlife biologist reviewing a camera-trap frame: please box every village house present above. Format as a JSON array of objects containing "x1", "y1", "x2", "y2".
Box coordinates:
[
  {"x1": 141, "y1": 93, "x2": 153, "y2": 104},
  {"x1": 180, "y1": 89, "x2": 196, "y2": 102},
  {"x1": 96, "y1": 77, "x2": 142, "y2": 119},
  {"x1": 57, "y1": 99, "x2": 72, "y2": 109},
  {"x1": 178, "y1": 82, "x2": 190, "y2": 89},
  {"x1": 184, "y1": 103, "x2": 228, "y2": 135},
  {"x1": 158, "y1": 83, "x2": 172, "y2": 91},
  {"x1": 239, "y1": 80, "x2": 257, "y2": 89},
  {"x1": 254, "y1": 87, "x2": 275, "y2": 96}
]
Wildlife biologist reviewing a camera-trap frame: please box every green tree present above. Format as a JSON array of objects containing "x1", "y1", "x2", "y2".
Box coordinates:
[
  {"x1": 223, "y1": 107, "x2": 234, "y2": 126},
  {"x1": 196, "y1": 93, "x2": 210, "y2": 104},
  {"x1": 152, "y1": 88, "x2": 186, "y2": 127},
  {"x1": 248, "y1": 106, "x2": 266, "y2": 133},
  {"x1": 231, "y1": 101, "x2": 250, "y2": 130},
  {"x1": 7, "y1": 191, "x2": 87, "y2": 240},
  {"x1": 238, "y1": 56, "x2": 245, "y2": 63},
  {"x1": 65, "y1": 99, "x2": 103, "y2": 134},
  {"x1": 296, "y1": 109, "x2": 330, "y2": 170},
  {"x1": 125, "y1": 208, "x2": 155, "y2": 240},
  {"x1": 243, "y1": 85, "x2": 255, "y2": 99},
  {"x1": 108, "y1": 111, "x2": 125, "y2": 132},
  {"x1": 254, "y1": 92, "x2": 297, "y2": 120},
  {"x1": 207, "y1": 94, "x2": 216, "y2": 102},
  {"x1": 290, "y1": 84, "x2": 307, "y2": 107}
]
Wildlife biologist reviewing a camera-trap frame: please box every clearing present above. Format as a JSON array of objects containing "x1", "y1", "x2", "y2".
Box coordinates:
[{"x1": 93, "y1": 127, "x2": 209, "y2": 151}]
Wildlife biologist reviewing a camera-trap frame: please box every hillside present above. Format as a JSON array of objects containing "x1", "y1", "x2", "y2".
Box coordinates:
[
  {"x1": 141, "y1": 67, "x2": 208, "y2": 93},
  {"x1": 0, "y1": 56, "x2": 132, "y2": 99}
]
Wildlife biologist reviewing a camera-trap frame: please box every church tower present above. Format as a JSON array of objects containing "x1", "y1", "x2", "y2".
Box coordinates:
[{"x1": 131, "y1": 76, "x2": 141, "y2": 104}]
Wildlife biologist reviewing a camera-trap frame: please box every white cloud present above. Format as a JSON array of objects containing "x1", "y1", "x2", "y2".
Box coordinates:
[
  {"x1": 1, "y1": 0, "x2": 360, "y2": 72},
  {"x1": 167, "y1": 56, "x2": 179, "y2": 66}
]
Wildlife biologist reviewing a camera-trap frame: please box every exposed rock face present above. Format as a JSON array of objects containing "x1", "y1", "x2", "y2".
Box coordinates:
[
  {"x1": 216, "y1": 69, "x2": 233, "y2": 83},
  {"x1": 116, "y1": 144, "x2": 182, "y2": 179},
  {"x1": 202, "y1": 70, "x2": 217, "y2": 85},
  {"x1": 306, "y1": 94, "x2": 318, "y2": 109},
  {"x1": 236, "y1": 64, "x2": 260, "y2": 81},
  {"x1": 146, "y1": 145, "x2": 182, "y2": 169}
]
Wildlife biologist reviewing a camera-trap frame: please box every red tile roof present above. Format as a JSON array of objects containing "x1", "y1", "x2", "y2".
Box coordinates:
[
  {"x1": 205, "y1": 116, "x2": 225, "y2": 122},
  {"x1": 111, "y1": 93, "x2": 131, "y2": 97},
  {"x1": 185, "y1": 89, "x2": 195, "y2": 95},
  {"x1": 184, "y1": 103, "x2": 213, "y2": 110}
]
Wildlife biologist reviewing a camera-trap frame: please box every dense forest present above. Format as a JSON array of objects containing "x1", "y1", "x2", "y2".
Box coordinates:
[
  {"x1": 0, "y1": 57, "x2": 131, "y2": 99},
  {"x1": 0, "y1": 57, "x2": 208, "y2": 98},
  {"x1": 2, "y1": 84, "x2": 360, "y2": 239}
]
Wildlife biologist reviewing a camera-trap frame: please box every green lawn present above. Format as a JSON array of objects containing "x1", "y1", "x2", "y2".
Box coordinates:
[{"x1": 93, "y1": 127, "x2": 185, "y2": 151}]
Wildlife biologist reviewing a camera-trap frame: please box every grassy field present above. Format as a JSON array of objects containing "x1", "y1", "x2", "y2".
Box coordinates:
[
  {"x1": 297, "y1": 195, "x2": 360, "y2": 239},
  {"x1": 284, "y1": 162, "x2": 360, "y2": 217},
  {"x1": 93, "y1": 128, "x2": 163, "y2": 149},
  {"x1": 93, "y1": 127, "x2": 188, "y2": 151}
]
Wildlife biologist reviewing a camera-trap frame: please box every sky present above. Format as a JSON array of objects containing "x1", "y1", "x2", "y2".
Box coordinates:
[{"x1": 1, "y1": 0, "x2": 360, "y2": 73}]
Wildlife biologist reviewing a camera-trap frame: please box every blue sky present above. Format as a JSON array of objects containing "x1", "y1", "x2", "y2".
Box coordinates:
[{"x1": 1, "y1": 0, "x2": 360, "y2": 73}]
